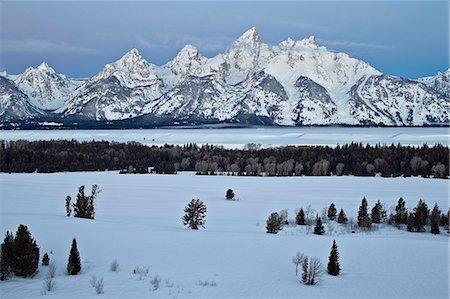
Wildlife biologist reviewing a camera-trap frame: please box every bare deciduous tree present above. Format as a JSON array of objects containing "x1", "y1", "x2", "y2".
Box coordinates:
[{"x1": 292, "y1": 252, "x2": 306, "y2": 276}]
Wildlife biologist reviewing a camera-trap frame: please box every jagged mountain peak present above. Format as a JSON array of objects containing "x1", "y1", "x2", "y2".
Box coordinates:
[
  {"x1": 232, "y1": 27, "x2": 261, "y2": 48},
  {"x1": 37, "y1": 62, "x2": 52, "y2": 72}
]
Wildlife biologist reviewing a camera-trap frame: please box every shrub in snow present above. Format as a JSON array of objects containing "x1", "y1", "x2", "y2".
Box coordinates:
[
  {"x1": 337, "y1": 209, "x2": 348, "y2": 224},
  {"x1": 134, "y1": 266, "x2": 150, "y2": 280},
  {"x1": 42, "y1": 270, "x2": 56, "y2": 293},
  {"x1": 295, "y1": 208, "x2": 306, "y2": 225},
  {"x1": 197, "y1": 279, "x2": 217, "y2": 287},
  {"x1": 0, "y1": 231, "x2": 14, "y2": 280},
  {"x1": 72, "y1": 185, "x2": 100, "y2": 219},
  {"x1": 226, "y1": 189, "x2": 235, "y2": 200},
  {"x1": 110, "y1": 259, "x2": 119, "y2": 272},
  {"x1": 266, "y1": 212, "x2": 283, "y2": 234},
  {"x1": 67, "y1": 238, "x2": 81, "y2": 275},
  {"x1": 47, "y1": 263, "x2": 56, "y2": 279},
  {"x1": 430, "y1": 204, "x2": 441, "y2": 235},
  {"x1": 65, "y1": 196, "x2": 72, "y2": 217},
  {"x1": 12, "y1": 224, "x2": 40, "y2": 278},
  {"x1": 313, "y1": 216, "x2": 325, "y2": 235},
  {"x1": 150, "y1": 275, "x2": 161, "y2": 291},
  {"x1": 42, "y1": 252, "x2": 50, "y2": 266},
  {"x1": 327, "y1": 203, "x2": 337, "y2": 220},
  {"x1": 357, "y1": 197, "x2": 372, "y2": 228},
  {"x1": 327, "y1": 240, "x2": 341, "y2": 276},
  {"x1": 182, "y1": 199, "x2": 207, "y2": 230},
  {"x1": 90, "y1": 275, "x2": 104, "y2": 294},
  {"x1": 292, "y1": 252, "x2": 306, "y2": 276},
  {"x1": 279, "y1": 209, "x2": 289, "y2": 225},
  {"x1": 301, "y1": 256, "x2": 322, "y2": 285}
]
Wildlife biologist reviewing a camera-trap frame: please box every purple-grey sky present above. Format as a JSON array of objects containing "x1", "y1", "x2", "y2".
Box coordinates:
[{"x1": 0, "y1": 1, "x2": 448, "y2": 79}]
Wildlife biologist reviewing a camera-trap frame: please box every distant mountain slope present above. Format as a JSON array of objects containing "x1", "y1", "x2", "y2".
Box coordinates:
[{"x1": 1, "y1": 28, "x2": 448, "y2": 126}]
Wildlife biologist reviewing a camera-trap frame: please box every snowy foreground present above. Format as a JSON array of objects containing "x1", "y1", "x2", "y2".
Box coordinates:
[
  {"x1": 1, "y1": 127, "x2": 449, "y2": 148},
  {"x1": 0, "y1": 172, "x2": 449, "y2": 299}
]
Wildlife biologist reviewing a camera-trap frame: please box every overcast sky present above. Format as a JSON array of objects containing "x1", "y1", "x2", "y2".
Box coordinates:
[{"x1": 0, "y1": 1, "x2": 448, "y2": 78}]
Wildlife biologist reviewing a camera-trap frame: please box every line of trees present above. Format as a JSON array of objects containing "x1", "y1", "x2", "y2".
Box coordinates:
[{"x1": 0, "y1": 140, "x2": 447, "y2": 178}]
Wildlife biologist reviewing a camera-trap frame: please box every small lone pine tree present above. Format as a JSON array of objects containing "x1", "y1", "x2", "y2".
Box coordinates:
[
  {"x1": 42, "y1": 252, "x2": 50, "y2": 266},
  {"x1": 413, "y1": 199, "x2": 428, "y2": 232},
  {"x1": 266, "y1": 212, "x2": 283, "y2": 234},
  {"x1": 296, "y1": 208, "x2": 306, "y2": 225},
  {"x1": 430, "y1": 204, "x2": 441, "y2": 235},
  {"x1": 0, "y1": 231, "x2": 14, "y2": 280},
  {"x1": 357, "y1": 197, "x2": 372, "y2": 228},
  {"x1": 327, "y1": 240, "x2": 340, "y2": 276},
  {"x1": 12, "y1": 224, "x2": 40, "y2": 278},
  {"x1": 337, "y1": 209, "x2": 348, "y2": 224},
  {"x1": 67, "y1": 238, "x2": 81, "y2": 275},
  {"x1": 394, "y1": 197, "x2": 408, "y2": 227},
  {"x1": 182, "y1": 199, "x2": 207, "y2": 229},
  {"x1": 225, "y1": 189, "x2": 235, "y2": 200},
  {"x1": 65, "y1": 196, "x2": 72, "y2": 217},
  {"x1": 371, "y1": 200, "x2": 386, "y2": 224},
  {"x1": 327, "y1": 203, "x2": 337, "y2": 220},
  {"x1": 314, "y1": 216, "x2": 325, "y2": 235},
  {"x1": 73, "y1": 185, "x2": 100, "y2": 219}
]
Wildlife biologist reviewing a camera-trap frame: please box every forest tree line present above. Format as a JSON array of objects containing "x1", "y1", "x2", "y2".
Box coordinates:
[{"x1": 0, "y1": 140, "x2": 448, "y2": 178}]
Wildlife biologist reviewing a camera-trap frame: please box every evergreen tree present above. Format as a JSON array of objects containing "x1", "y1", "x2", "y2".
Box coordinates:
[
  {"x1": 371, "y1": 200, "x2": 386, "y2": 224},
  {"x1": 337, "y1": 209, "x2": 348, "y2": 224},
  {"x1": 357, "y1": 197, "x2": 372, "y2": 228},
  {"x1": 430, "y1": 204, "x2": 441, "y2": 235},
  {"x1": 225, "y1": 189, "x2": 235, "y2": 200},
  {"x1": 266, "y1": 212, "x2": 283, "y2": 234},
  {"x1": 394, "y1": 197, "x2": 408, "y2": 227},
  {"x1": 413, "y1": 199, "x2": 429, "y2": 232},
  {"x1": 296, "y1": 208, "x2": 306, "y2": 225},
  {"x1": 327, "y1": 240, "x2": 340, "y2": 276},
  {"x1": 73, "y1": 185, "x2": 99, "y2": 219},
  {"x1": 0, "y1": 231, "x2": 14, "y2": 280},
  {"x1": 65, "y1": 195, "x2": 72, "y2": 217},
  {"x1": 67, "y1": 238, "x2": 81, "y2": 275},
  {"x1": 314, "y1": 216, "x2": 325, "y2": 235},
  {"x1": 42, "y1": 252, "x2": 50, "y2": 266},
  {"x1": 406, "y1": 212, "x2": 415, "y2": 232},
  {"x1": 327, "y1": 203, "x2": 337, "y2": 220},
  {"x1": 182, "y1": 199, "x2": 207, "y2": 230},
  {"x1": 12, "y1": 224, "x2": 40, "y2": 277}
]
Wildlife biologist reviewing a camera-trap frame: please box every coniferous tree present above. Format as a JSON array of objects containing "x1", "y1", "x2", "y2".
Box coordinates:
[
  {"x1": 65, "y1": 196, "x2": 72, "y2": 217},
  {"x1": 394, "y1": 197, "x2": 408, "y2": 227},
  {"x1": 182, "y1": 199, "x2": 207, "y2": 230},
  {"x1": 67, "y1": 238, "x2": 81, "y2": 275},
  {"x1": 12, "y1": 224, "x2": 40, "y2": 277},
  {"x1": 357, "y1": 197, "x2": 372, "y2": 228},
  {"x1": 314, "y1": 216, "x2": 325, "y2": 235},
  {"x1": 42, "y1": 252, "x2": 50, "y2": 266},
  {"x1": 413, "y1": 199, "x2": 429, "y2": 232},
  {"x1": 430, "y1": 204, "x2": 441, "y2": 235},
  {"x1": 371, "y1": 200, "x2": 386, "y2": 224},
  {"x1": 73, "y1": 185, "x2": 99, "y2": 219},
  {"x1": 296, "y1": 208, "x2": 306, "y2": 225},
  {"x1": 327, "y1": 203, "x2": 337, "y2": 220},
  {"x1": 337, "y1": 209, "x2": 348, "y2": 224},
  {"x1": 225, "y1": 189, "x2": 235, "y2": 200},
  {"x1": 406, "y1": 212, "x2": 415, "y2": 232},
  {"x1": 0, "y1": 231, "x2": 14, "y2": 280},
  {"x1": 327, "y1": 240, "x2": 340, "y2": 276},
  {"x1": 266, "y1": 212, "x2": 283, "y2": 234}
]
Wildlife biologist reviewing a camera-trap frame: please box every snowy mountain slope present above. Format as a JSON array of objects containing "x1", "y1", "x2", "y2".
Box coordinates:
[
  {"x1": 349, "y1": 75, "x2": 449, "y2": 125},
  {"x1": 417, "y1": 69, "x2": 450, "y2": 97},
  {"x1": 58, "y1": 48, "x2": 164, "y2": 120},
  {"x1": 14, "y1": 62, "x2": 80, "y2": 110},
  {"x1": 1, "y1": 28, "x2": 448, "y2": 126},
  {"x1": 0, "y1": 77, "x2": 45, "y2": 121}
]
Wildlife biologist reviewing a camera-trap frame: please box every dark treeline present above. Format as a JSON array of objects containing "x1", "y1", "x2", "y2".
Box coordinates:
[{"x1": 0, "y1": 140, "x2": 448, "y2": 178}]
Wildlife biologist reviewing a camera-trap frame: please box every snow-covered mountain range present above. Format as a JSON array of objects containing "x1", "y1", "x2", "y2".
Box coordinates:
[{"x1": 1, "y1": 28, "x2": 448, "y2": 127}]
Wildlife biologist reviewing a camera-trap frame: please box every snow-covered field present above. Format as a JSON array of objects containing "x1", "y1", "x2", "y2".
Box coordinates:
[
  {"x1": 1, "y1": 127, "x2": 449, "y2": 148},
  {"x1": 0, "y1": 172, "x2": 448, "y2": 298}
]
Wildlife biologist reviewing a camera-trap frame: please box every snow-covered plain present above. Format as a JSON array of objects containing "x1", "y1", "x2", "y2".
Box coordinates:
[
  {"x1": 0, "y1": 172, "x2": 448, "y2": 298},
  {"x1": 1, "y1": 127, "x2": 449, "y2": 148}
]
